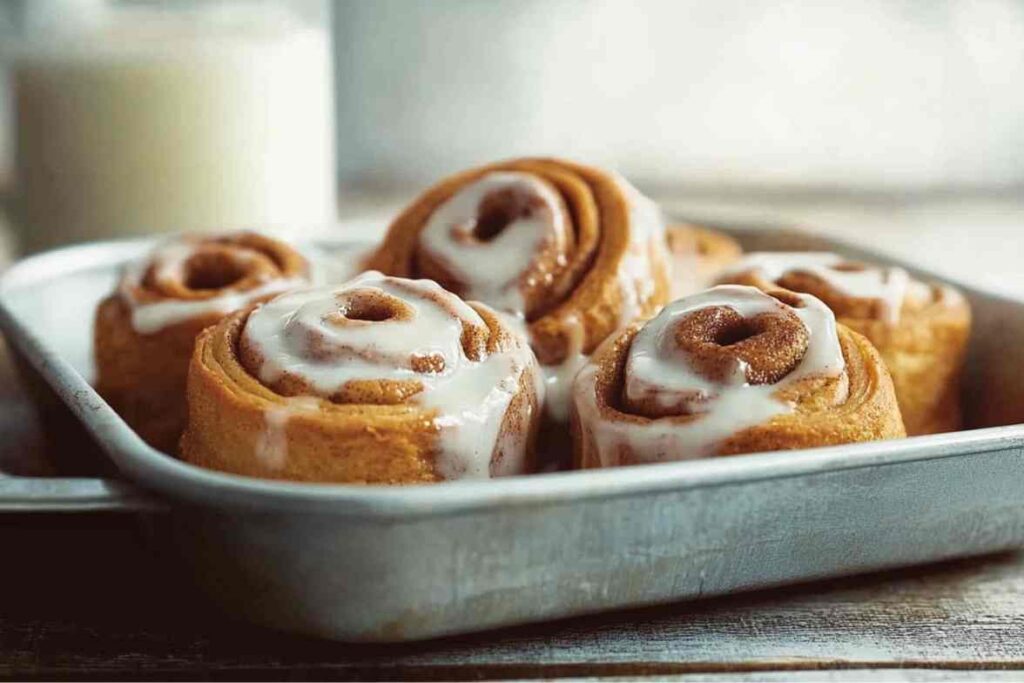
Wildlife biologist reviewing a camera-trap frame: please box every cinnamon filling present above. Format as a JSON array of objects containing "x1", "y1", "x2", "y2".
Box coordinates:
[
  {"x1": 619, "y1": 287, "x2": 836, "y2": 421},
  {"x1": 139, "y1": 237, "x2": 299, "y2": 302},
  {"x1": 237, "y1": 277, "x2": 496, "y2": 405},
  {"x1": 672, "y1": 304, "x2": 809, "y2": 386},
  {"x1": 182, "y1": 252, "x2": 251, "y2": 291},
  {"x1": 414, "y1": 171, "x2": 580, "y2": 324},
  {"x1": 776, "y1": 270, "x2": 882, "y2": 320},
  {"x1": 327, "y1": 289, "x2": 413, "y2": 325},
  {"x1": 470, "y1": 186, "x2": 547, "y2": 242}
]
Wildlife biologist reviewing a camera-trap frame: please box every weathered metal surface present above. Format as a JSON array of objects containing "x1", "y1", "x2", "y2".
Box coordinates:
[{"x1": 2, "y1": 515, "x2": 1024, "y2": 678}]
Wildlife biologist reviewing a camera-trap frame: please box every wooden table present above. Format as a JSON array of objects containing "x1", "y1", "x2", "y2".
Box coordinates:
[{"x1": 4, "y1": 197, "x2": 1024, "y2": 680}]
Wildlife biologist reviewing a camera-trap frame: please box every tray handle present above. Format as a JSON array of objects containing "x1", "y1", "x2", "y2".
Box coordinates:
[{"x1": 0, "y1": 475, "x2": 167, "y2": 513}]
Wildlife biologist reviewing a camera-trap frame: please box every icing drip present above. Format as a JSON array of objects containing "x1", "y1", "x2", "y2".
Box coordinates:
[
  {"x1": 253, "y1": 396, "x2": 321, "y2": 470},
  {"x1": 721, "y1": 252, "x2": 912, "y2": 325},
  {"x1": 542, "y1": 176, "x2": 666, "y2": 415},
  {"x1": 240, "y1": 272, "x2": 540, "y2": 480},
  {"x1": 574, "y1": 285, "x2": 846, "y2": 464},
  {"x1": 541, "y1": 314, "x2": 588, "y2": 422},
  {"x1": 120, "y1": 235, "x2": 307, "y2": 334},
  {"x1": 419, "y1": 171, "x2": 570, "y2": 317}
]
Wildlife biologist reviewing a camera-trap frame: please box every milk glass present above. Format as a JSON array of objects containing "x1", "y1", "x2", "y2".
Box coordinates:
[{"x1": 5, "y1": 0, "x2": 336, "y2": 252}]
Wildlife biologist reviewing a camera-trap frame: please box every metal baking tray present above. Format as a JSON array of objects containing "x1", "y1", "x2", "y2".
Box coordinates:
[{"x1": 2, "y1": 224, "x2": 1024, "y2": 642}]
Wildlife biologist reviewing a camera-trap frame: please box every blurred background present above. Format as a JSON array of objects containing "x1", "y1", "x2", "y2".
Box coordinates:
[
  {"x1": 333, "y1": 0, "x2": 1024, "y2": 192},
  {"x1": 1, "y1": 0, "x2": 1022, "y2": 289}
]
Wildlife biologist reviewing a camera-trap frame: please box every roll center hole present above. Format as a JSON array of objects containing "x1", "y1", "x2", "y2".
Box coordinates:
[
  {"x1": 673, "y1": 305, "x2": 809, "y2": 385},
  {"x1": 333, "y1": 289, "x2": 412, "y2": 324},
  {"x1": 715, "y1": 321, "x2": 759, "y2": 347},
  {"x1": 184, "y1": 254, "x2": 247, "y2": 290},
  {"x1": 473, "y1": 186, "x2": 545, "y2": 242},
  {"x1": 341, "y1": 300, "x2": 396, "y2": 322}
]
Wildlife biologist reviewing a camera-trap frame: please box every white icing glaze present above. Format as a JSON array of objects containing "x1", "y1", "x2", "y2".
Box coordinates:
[
  {"x1": 937, "y1": 283, "x2": 966, "y2": 306},
  {"x1": 907, "y1": 279, "x2": 967, "y2": 310},
  {"x1": 120, "y1": 237, "x2": 306, "y2": 334},
  {"x1": 905, "y1": 279, "x2": 934, "y2": 304},
  {"x1": 542, "y1": 175, "x2": 666, "y2": 418},
  {"x1": 721, "y1": 252, "x2": 912, "y2": 325},
  {"x1": 417, "y1": 169, "x2": 666, "y2": 425},
  {"x1": 241, "y1": 271, "x2": 540, "y2": 480},
  {"x1": 573, "y1": 285, "x2": 846, "y2": 465},
  {"x1": 419, "y1": 171, "x2": 569, "y2": 316},
  {"x1": 419, "y1": 169, "x2": 666, "y2": 326},
  {"x1": 541, "y1": 313, "x2": 588, "y2": 422},
  {"x1": 253, "y1": 396, "x2": 321, "y2": 470}
]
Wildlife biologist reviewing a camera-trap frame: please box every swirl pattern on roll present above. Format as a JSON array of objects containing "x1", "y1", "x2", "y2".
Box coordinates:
[
  {"x1": 94, "y1": 230, "x2": 310, "y2": 453},
  {"x1": 120, "y1": 231, "x2": 309, "y2": 334},
  {"x1": 717, "y1": 251, "x2": 971, "y2": 435},
  {"x1": 180, "y1": 272, "x2": 542, "y2": 483},
  {"x1": 364, "y1": 157, "x2": 672, "y2": 367},
  {"x1": 718, "y1": 252, "x2": 951, "y2": 324},
  {"x1": 572, "y1": 285, "x2": 905, "y2": 467}
]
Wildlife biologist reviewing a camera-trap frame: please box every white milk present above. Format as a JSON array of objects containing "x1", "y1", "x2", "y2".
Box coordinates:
[{"x1": 11, "y1": 4, "x2": 336, "y2": 252}]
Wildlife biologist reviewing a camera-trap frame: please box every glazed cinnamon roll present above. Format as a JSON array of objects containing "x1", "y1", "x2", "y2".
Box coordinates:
[
  {"x1": 717, "y1": 252, "x2": 971, "y2": 435},
  {"x1": 664, "y1": 223, "x2": 743, "y2": 298},
  {"x1": 364, "y1": 157, "x2": 672, "y2": 421},
  {"x1": 180, "y1": 272, "x2": 542, "y2": 483},
  {"x1": 572, "y1": 285, "x2": 905, "y2": 467},
  {"x1": 94, "y1": 232, "x2": 310, "y2": 452}
]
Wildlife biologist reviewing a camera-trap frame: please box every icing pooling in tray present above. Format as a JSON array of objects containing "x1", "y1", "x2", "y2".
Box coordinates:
[
  {"x1": 120, "y1": 238, "x2": 307, "y2": 334},
  {"x1": 720, "y1": 252, "x2": 912, "y2": 325},
  {"x1": 574, "y1": 285, "x2": 846, "y2": 465},
  {"x1": 240, "y1": 272, "x2": 540, "y2": 480}
]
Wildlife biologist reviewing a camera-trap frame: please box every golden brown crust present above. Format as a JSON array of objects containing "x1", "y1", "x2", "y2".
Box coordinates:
[
  {"x1": 573, "y1": 317, "x2": 905, "y2": 469},
  {"x1": 720, "y1": 267, "x2": 971, "y2": 435},
  {"x1": 840, "y1": 298, "x2": 970, "y2": 435},
  {"x1": 664, "y1": 224, "x2": 743, "y2": 298},
  {"x1": 94, "y1": 295, "x2": 219, "y2": 453},
  {"x1": 364, "y1": 157, "x2": 672, "y2": 365},
  {"x1": 179, "y1": 300, "x2": 541, "y2": 484},
  {"x1": 719, "y1": 327, "x2": 905, "y2": 454},
  {"x1": 122, "y1": 231, "x2": 308, "y2": 306},
  {"x1": 93, "y1": 232, "x2": 310, "y2": 453}
]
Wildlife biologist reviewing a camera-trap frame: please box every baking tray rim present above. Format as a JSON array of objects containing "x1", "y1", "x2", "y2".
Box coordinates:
[{"x1": 2, "y1": 229, "x2": 1021, "y2": 519}]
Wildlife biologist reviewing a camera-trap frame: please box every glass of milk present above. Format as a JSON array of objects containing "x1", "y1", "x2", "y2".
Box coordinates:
[{"x1": 5, "y1": 0, "x2": 336, "y2": 253}]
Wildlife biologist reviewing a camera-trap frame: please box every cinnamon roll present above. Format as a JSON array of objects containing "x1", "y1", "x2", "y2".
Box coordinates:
[
  {"x1": 664, "y1": 223, "x2": 743, "y2": 298},
  {"x1": 717, "y1": 252, "x2": 971, "y2": 435},
  {"x1": 94, "y1": 231, "x2": 310, "y2": 452},
  {"x1": 572, "y1": 285, "x2": 905, "y2": 467},
  {"x1": 179, "y1": 272, "x2": 542, "y2": 483},
  {"x1": 363, "y1": 157, "x2": 673, "y2": 422}
]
